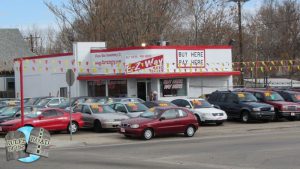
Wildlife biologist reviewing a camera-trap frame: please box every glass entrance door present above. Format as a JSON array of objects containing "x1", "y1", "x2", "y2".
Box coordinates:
[{"x1": 137, "y1": 80, "x2": 151, "y2": 101}]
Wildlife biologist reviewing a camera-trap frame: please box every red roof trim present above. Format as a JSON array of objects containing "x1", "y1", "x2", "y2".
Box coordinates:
[
  {"x1": 77, "y1": 72, "x2": 240, "y2": 80},
  {"x1": 90, "y1": 45, "x2": 232, "y2": 53},
  {"x1": 14, "y1": 53, "x2": 73, "y2": 61}
]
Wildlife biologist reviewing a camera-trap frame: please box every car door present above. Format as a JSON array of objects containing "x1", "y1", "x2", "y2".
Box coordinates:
[
  {"x1": 173, "y1": 109, "x2": 189, "y2": 133},
  {"x1": 225, "y1": 93, "x2": 241, "y2": 118},
  {"x1": 156, "y1": 109, "x2": 178, "y2": 135},
  {"x1": 81, "y1": 105, "x2": 94, "y2": 128},
  {"x1": 35, "y1": 110, "x2": 59, "y2": 131}
]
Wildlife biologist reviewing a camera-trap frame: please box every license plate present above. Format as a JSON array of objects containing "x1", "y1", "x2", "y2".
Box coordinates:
[
  {"x1": 120, "y1": 128, "x2": 125, "y2": 133},
  {"x1": 291, "y1": 113, "x2": 295, "y2": 116},
  {"x1": 0, "y1": 127, "x2": 2, "y2": 132}
]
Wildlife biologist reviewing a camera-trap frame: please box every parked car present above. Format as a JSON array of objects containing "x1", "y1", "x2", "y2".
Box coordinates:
[
  {"x1": 275, "y1": 90, "x2": 300, "y2": 103},
  {"x1": 143, "y1": 100, "x2": 177, "y2": 108},
  {"x1": 35, "y1": 97, "x2": 67, "y2": 108},
  {"x1": 0, "y1": 106, "x2": 36, "y2": 123},
  {"x1": 208, "y1": 91, "x2": 275, "y2": 123},
  {"x1": 243, "y1": 89, "x2": 300, "y2": 120},
  {"x1": 171, "y1": 98, "x2": 227, "y2": 125},
  {"x1": 110, "y1": 102, "x2": 149, "y2": 118},
  {"x1": 0, "y1": 108, "x2": 84, "y2": 134},
  {"x1": 119, "y1": 107, "x2": 198, "y2": 140},
  {"x1": 112, "y1": 97, "x2": 145, "y2": 103},
  {"x1": 73, "y1": 103, "x2": 129, "y2": 132}
]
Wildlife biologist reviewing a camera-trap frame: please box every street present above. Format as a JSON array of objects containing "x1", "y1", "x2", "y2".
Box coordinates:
[{"x1": 1, "y1": 121, "x2": 300, "y2": 169}]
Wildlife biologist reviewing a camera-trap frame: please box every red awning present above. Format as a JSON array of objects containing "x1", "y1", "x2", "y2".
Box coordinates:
[{"x1": 77, "y1": 71, "x2": 240, "y2": 80}]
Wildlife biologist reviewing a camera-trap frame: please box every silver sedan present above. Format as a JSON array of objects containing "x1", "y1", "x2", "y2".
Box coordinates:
[{"x1": 73, "y1": 103, "x2": 129, "y2": 132}]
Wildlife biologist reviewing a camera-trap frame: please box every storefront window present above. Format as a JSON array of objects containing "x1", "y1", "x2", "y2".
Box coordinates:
[
  {"x1": 88, "y1": 81, "x2": 106, "y2": 97},
  {"x1": 108, "y1": 80, "x2": 127, "y2": 97},
  {"x1": 160, "y1": 78, "x2": 187, "y2": 97}
]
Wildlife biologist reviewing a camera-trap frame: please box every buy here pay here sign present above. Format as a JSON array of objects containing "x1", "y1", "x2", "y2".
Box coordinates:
[{"x1": 177, "y1": 50, "x2": 205, "y2": 68}]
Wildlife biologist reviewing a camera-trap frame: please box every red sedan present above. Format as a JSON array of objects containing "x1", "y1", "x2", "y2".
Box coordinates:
[
  {"x1": 119, "y1": 107, "x2": 199, "y2": 140},
  {"x1": 0, "y1": 108, "x2": 84, "y2": 134}
]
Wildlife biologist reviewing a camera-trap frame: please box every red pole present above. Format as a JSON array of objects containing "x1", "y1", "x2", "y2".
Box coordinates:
[{"x1": 19, "y1": 59, "x2": 24, "y2": 126}]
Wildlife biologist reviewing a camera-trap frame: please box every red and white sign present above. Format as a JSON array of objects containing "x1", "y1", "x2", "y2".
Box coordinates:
[{"x1": 127, "y1": 55, "x2": 163, "y2": 73}]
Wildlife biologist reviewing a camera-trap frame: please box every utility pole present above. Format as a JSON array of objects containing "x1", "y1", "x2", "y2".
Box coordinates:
[
  {"x1": 230, "y1": 0, "x2": 250, "y2": 87},
  {"x1": 24, "y1": 34, "x2": 40, "y2": 53}
]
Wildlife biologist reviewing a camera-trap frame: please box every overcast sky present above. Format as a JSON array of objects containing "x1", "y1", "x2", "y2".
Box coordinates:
[{"x1": 0, "y1": 0, "x2": 263, "y2": 29}]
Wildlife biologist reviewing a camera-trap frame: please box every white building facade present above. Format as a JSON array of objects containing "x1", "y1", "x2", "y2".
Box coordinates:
[{"x1": 14, "y1": 42, "x2": 240, "y2": 101}]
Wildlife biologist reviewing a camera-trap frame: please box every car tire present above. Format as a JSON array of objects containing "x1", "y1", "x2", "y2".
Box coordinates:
[
  {"x1": 142, "y1": 128, "x2": 153, "y2": 140},
  {"x1": 94, "y1": 120, "x2": 103, "y2": 133},
  {"x1": 184, "y1": 125, "x2": 195, "y2": 137},
  {"x1": 241, "y1": 111, "x2": 250, "y2": 123},
  {"x1": 68, "y1": 121, "x2": 78, "y2": 134},
  {"x1": 216, "y1": 122, "x2": 223, "y2": 126}
]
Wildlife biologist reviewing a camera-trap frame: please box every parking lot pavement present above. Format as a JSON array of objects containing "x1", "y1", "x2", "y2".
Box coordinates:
[{"x1": 1, "y1": 120, "x2": 300, "y2": 149}]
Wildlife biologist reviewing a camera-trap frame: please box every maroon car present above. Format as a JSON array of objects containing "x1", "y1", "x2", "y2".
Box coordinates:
[
  {"x1": 0, "y1": 108, "x2": 84, "y2": 134},
  {"x1": 244, "y1": 89, "x2": 300, "y2": 120},
  {"x1": 119, "y1": 107, "x2": 199, "y2": 140}
]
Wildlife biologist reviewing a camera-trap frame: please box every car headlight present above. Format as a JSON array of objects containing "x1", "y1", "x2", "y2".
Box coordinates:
[
  {"x1": 130, "y1": 124, "x2": 139, "y2": 129},
  {"x1": 252, "y1": 108, "x2": 261, "y2": 112},
  {"x1": 270, "y1": 107, "x2": 274, "y2": 111},
  {"x1": 282, "y1": 106, "x2": 288, "y2": 110}
]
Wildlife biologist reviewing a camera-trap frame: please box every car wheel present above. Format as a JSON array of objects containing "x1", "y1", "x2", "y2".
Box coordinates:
[
  {"x1": 143, "y1": 128, "x2": 153, "y2": 140},
  {"x1": 216, "y1": 122, "x2": 223, "y2": 126},
  {"x1": 185, "y1": 125, "x2": 195, "y2": 137},
  {"x1": 68, "y1": 121, "x2": 78, "y2": 134},
  {"x1": 94, "y1": 120, "x2": 103, "y2": 133},
  {"x1": 241, "y1": 111, "x2": 250, "y2": 123}
]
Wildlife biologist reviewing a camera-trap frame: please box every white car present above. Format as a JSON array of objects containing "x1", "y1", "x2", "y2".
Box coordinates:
[
  {"x1": 171, "y1": 98, "x2": 227, "y2": 125},
  {"x1": 110, "y1": 102, "x2": 149, "y2": 118}
]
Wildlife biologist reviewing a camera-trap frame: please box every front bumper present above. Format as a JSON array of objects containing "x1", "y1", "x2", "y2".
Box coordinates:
[
  {"x1": 0, "y1": 125, "x2": 17, "y2": 134},
  {"x1": 201, "y1": 115, "x2": 227, "y2": 123},
  {"x1": 119, "y1": 127, "x2": 144, "y2": 137},
  {"x1": 279, "y1": 111, "x2": 300, "y2": 117},
  {"x1": 250, "y1": 111, "x2": 275, "y2": 120},
  {"x1": 102, "y1": 121, "x2": 121, "y2": 129}
]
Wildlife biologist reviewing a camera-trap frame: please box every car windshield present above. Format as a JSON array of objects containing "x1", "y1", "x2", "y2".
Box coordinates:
[
  {"x1": 125, "y1": 103, "x2": 148, "y2": 112},
  {"x1": 140, "y1": 109, "x2": 160, "y2": 119},
  {"x1": 26, "y1": 98, "x2": 38, "y2": 105},
  {"x1": 237, "y1": 93, "x2": 258, "y2": 102},
  {"x1": 291, "y1": 94, "x2": 300, "y2": 102},
  {"x1": 0, "y1": 107, "x2": 19, "y2": 117},
  {"x1": 264, "y1": 92, "x2": 284, "y2": 101},
  {"x1": 90, "y1": 105, "x2": 116, "y2": 114},
  {"x1": 36, "y1": 99, "x2": 51, "y2": 106},
  {"x1": 190, "y1": 100, "x2": 212, "y2": 108}
]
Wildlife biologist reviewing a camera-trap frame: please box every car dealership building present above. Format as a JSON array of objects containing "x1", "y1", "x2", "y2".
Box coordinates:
[{"x1": 14, "y1": 42, "x2": 240, "y2": 101}]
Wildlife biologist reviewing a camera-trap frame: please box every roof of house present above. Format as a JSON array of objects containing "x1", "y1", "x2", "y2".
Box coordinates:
[{"x1": 0, "y1": 29, "x2": 35, "y2": 71}]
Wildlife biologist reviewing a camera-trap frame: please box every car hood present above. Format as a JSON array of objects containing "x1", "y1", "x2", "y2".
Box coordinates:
[
  {"x1": 0, "y1": 116, "x2": 15, "y2": 123},
  {"x1": 0, "y1": 115, "x2": 10, "y2": 119},
  {"x1": 267, "y1": 101, "x2": 299, "y2": 106},
  {"x1": 122, "y1": 117, "x2": 155, "y2": 125},
  {"x1": 93, "y1": 113, "x2": 129, "y2": 120},
  {"x1": 240, "y1": 102, "x2": 272, "y2": 108},
  {"x1": 192, "y1": 108, "x2": 225, "y2": 114}
]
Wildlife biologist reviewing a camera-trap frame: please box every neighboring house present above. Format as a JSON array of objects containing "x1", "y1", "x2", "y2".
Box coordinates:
[{"x1": 0, "y1": 29, "x2": 35, "y2": 98}]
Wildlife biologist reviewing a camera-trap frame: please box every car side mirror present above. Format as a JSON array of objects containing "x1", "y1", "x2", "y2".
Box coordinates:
[
  {"x1": 85, "y1": 112, "x2": 91, "y2": 115},
  {"x1": 38, "y1": 115, "x2": 44, "y2": 120},
  {"x1": 15, "y1": 114, "x2": 21, "y2": 117},
  {"x1": 159, "y1": 117, "x2": 166, "y2": 121}
]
